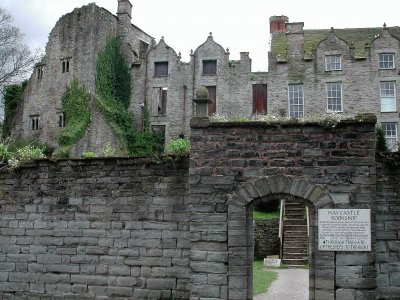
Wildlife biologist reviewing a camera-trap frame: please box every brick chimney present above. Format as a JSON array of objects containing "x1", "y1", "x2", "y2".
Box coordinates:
[{"x1": 270, "y1": 15, "x2": 289, "y2": 33}]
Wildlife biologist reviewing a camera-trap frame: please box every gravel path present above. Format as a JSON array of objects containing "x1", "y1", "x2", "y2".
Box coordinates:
[{"x1": 253, "y1": 268, "x2": 309, "y2": 300}]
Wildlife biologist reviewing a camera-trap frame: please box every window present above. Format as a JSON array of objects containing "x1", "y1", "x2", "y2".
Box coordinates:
[
  {"x1": 326, "y1": 82, "x2": 342, "y2": 112},
  {"x1": 61, "y1": 59, "x2": 70, "y2": 73},
  {"x1": 206, "y1": 86, "x2": 216, "y2": 115},
  {"x1": 203, "y1": 60, "x2": 217, "y2": 75},
  {"x1": 37, "y1": 66, "x2": 43, "y2": 79},
  {"x1": 379, "y1": 53, "x2": 395, "y2": 69},
  {"x1": 139, "y1": 40, "x2": 149, "y2": 58},
  {"x1": 252, "y1": 84, "x2": 267, "y2": 114},
  {"x1": 288, "y1": 84, "x2": 304, "y2": 118},
  {"x1": 381, "y1": 122, "x2": 398, "y2": 151},
  {"x1": 154, "y1": 62, "x2": 168, "y2": 77},
  {"x1": 325, "y1": 55, "x2": 341, "y2": 71},
  {"x1": 380, "y1": 81, "x2": 396, "y2": 112},
  {"x1": 30, "y1": 116, "x2": 39, "y2": 131},
  {"x1": 58, "y1": 113, "x2": 66, "y2": 128},
  {"x1": 152, "y1": 87, "x2": 167, "y2": 116}
]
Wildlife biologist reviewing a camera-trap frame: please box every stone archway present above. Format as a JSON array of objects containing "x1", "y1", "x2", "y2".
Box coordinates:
[{"x1": 227, "y1": 175, "x2": 337, "y2": 300}]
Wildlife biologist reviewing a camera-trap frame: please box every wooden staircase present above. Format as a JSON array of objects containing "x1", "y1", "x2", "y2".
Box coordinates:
[{"x1": 281, "y1": 202, "x2": 308, "y2": 266}]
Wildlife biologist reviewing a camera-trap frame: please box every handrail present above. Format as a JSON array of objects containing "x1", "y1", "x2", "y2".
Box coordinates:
[
  {"x1": 306, "y1": 206, "x2": 309, "y2": 237},
  {"x1": 278, "y1": 199, "x2": 285, "y2": 259}
]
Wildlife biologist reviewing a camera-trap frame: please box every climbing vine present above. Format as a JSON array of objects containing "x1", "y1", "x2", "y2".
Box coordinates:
[
  {"x1": 95, "y1": 36, "x2": 163, "y2": 156},
  {"x1": 2, "y1": 80, "x2": 27, "y2": 137},
  {"x1": 57, "y1": 78, "x2": 90, "y2": 155}
]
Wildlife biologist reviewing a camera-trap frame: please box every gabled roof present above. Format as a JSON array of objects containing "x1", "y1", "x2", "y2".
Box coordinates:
[{"x1": 271, "y1": 26, "x2": 400, "y2": 62}]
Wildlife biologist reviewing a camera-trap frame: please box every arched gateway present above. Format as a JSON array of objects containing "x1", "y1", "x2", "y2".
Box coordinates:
[
  {"x1": 189, "y1": 115, "x2": 377, "y2": 299},
  {"x1": 227, "y1": 175, "x2": 336, "y2": 299}
]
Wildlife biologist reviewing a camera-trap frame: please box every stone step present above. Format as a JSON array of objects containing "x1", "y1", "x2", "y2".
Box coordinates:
[
  {"x1": 284, "y1": 231, "x2": 308, "y2": 237},
  {"x1": 284, "y1": 225, "x2": 307, "y2": 232},
  {"x1": 282, "y1": 258, "x2": 308, "y2": 266},
  {"x1": 285, "y1": 219, "x2": 307, "y2": 226},
  {"x1": 283, "y1": 247, "x2": 308, "y2": 254}
]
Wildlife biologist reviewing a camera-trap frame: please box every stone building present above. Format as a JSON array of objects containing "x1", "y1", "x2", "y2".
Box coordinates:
[{"x1": 10, "y1": 1, "x2": 400, "y2": 154}]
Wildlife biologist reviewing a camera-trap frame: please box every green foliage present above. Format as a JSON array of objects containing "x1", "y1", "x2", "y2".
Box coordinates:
[
  {"x1": 58, "y1": 78, "x2": 90, "y2": 147},
  {"x1": 253, "y1": 259, "x2": 278, "y2": 295},
  {"x1": 253, "y1": 210, "x2": 280, "y2": 220},
  {"x1": 2, "y1": 80, "x2": 27, "y2": 137},
  {"x1": 376, "y1": 126, "x2": 389, "y2": 152},
  {"x1": 95, "y1": 36, "x2": 131, "y2": 109},
  {"x1": 0, "y1": 137, "x2": 47, "y2": 170},
  {"x1": 0, "y1": 143, "x2": 12, "y2": 163},
  {"x1": 95, "y1": 36, "x2": 164, "y2": 157},
  {"x1": 82, "y1": 151, "x2": 95, "y2": 158},
  {"x1": 167, "y1": 138, "x2": 190, "y2": 156}
]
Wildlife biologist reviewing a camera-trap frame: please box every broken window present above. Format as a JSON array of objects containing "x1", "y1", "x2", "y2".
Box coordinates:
[
  {"x1": 58, "y1": 112, "x2": 66, "y2": 128},
  {"x1": 37, "y1": 66, "x2": 44, "y2": 79},
  {"x1": 154, "y1": 62, "x2": 168, "y2": 77},
  {"x1": 61, "y1": 58, "x2": 70, "y2": 73},
  {"x1": 203, "y1": 60, "x2": 217, "y2": 75},
  {"x1": 30, "y1": 116, "x2": 39, "y2": 131},
  {"x1": 139, "y1": 40, "x2": 149, "y2": 58},
  {"x1": 152, "y1": 87, "x2": 168, "y2": 116}
]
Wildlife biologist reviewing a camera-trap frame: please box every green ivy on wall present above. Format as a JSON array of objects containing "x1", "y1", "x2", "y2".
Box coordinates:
[
  {"x1": 58, "y1": 78, "x2": 90, "y2": 155},
  {"x1": 95, "y1": 36, "x2": 163, "y2": 156},
  {"x1": 2, "y1": 80, "x2": 27, "y2": 137}
]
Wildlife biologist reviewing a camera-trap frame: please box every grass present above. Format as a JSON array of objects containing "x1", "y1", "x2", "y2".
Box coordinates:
[
  {"x1": 253, "y1": 210, "x2": 280, "y2": 220},
  {"x1": 253, "y1": 259, "x2": 278, "y2": 295}
]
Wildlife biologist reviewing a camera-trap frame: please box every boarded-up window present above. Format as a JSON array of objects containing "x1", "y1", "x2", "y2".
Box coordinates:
[
  {"x1": 152, "y1": 87, "x2": 167, "y2": 116},
  {"x1": 252, "y1": 84, "x2": 267, "y2": 114},
  {"x1": 207, "y1": 86, "x2": 216, "y2": 115},
  {"x1": 203, "y1": 60, "x2": 217, "y2": 75},
  {"x1": 154, "y1": 62, "x2": 168, "y2": 77}
]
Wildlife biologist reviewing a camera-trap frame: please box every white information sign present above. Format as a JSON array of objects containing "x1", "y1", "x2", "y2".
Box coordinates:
[{"x1": 318, "y1": 209, "x2": 371, "y2": 251}]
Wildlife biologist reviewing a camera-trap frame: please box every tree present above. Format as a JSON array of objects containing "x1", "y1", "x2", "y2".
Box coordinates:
[{"x1": 0, "y1": 7, "x2": 41, "y2": 90}]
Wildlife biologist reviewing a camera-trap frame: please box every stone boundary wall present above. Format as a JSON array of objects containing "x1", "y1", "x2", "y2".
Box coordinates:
[
  {"x1": 253, "y1": 218, "x2": 279, "y2": 258},
  {"x1": 0, "y1": 158, "x2": 190, "y2": 299},
  {"x1": 376, "y1": 157, "x2": 400, "y2": 299}
]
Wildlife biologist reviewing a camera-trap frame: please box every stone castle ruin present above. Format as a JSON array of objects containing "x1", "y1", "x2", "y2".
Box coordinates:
[{"x1": 9, "y1": 0, "x2": 400, "y2": 155}]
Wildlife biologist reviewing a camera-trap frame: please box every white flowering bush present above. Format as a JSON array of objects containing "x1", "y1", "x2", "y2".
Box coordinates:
[{"x1": 210, "y1": 114, "x2": 229, "y2": 122}]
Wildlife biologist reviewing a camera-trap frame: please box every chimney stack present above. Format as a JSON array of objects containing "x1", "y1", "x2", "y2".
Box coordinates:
[{"x1": 269, "y1": 15, "x2": 289, "y2": 33}]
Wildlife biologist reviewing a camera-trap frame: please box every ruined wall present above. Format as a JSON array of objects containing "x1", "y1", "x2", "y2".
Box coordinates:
[
  {"x1": 13, "y1": 4, "x2": 118, "y2": 147},
  {"x1": 376, "y1": 157, "x2": 400, "y2": 299},
  {"x1": 0, "y1": 158, "x2": 190, "y2": 299}
]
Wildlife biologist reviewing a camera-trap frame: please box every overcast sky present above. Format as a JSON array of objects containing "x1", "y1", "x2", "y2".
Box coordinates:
[{"x1": 2, "y1": 0, "x2": 400, "y2": 72}]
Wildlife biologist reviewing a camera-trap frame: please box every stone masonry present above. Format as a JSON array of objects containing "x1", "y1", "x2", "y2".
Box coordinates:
[
  {"x1": 1, "y1": 114, "x2": 400, "y2": 299},
  {"x1": 11, "y1": 1, "x2": 400, "y2": 156}
]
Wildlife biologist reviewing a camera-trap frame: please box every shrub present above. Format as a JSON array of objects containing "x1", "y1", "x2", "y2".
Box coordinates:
[
  {"x1": 376, "y1": 125, "x2": 389, "y2": 152},
  {"x1": 82, "y1": 151, "x2": 96, "y2": 158},
  {"x1": 167, "y1": 138, "x2": 190, "y2": 156}
]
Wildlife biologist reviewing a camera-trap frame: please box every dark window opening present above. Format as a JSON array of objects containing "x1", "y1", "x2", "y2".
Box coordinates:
[
  {"x1": 62, "y1": 59, "x2": 70, "y2": 73},
  {"x1": 30, "y1": 116, "x2": 39, "y2": 131},
  {"x1": 139, "y1": 40, "x2": 149, "y2": 58},
  {"x1": 203, "y1": 60, "x2": 217, "y2": 75},
  {"x1": 152, "y1": 87, "x2": 167, "y2": 116},
  {"x1": 154, "y1": 62, "x2": 168, "y2": 77},
  {"x1": 37, "y1": 67, "x2": 43, "y2": 79},
  {"x1": 252, "y1": 84, "x2": 267, "y2": 114},
  {"x1": 206, "y1": 86, "x2": 216, "y2": 115},
  {"x1": 59, "y1": 113, "x2": 66, "y2": 128}
]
